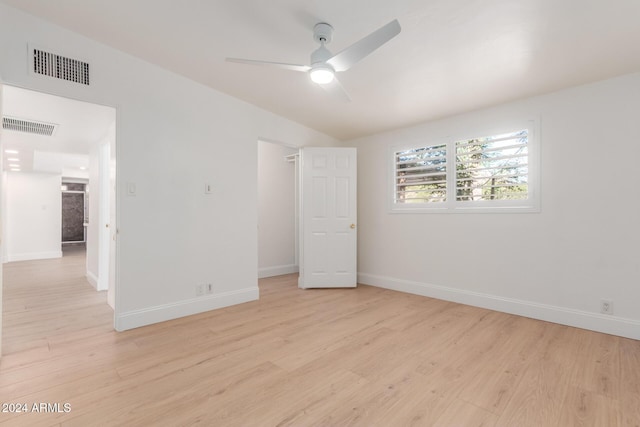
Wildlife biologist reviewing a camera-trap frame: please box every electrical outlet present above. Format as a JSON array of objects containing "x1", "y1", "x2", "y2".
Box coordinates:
[{"x1": 600, "y1": 299, "x2": 613, "y2": 315}]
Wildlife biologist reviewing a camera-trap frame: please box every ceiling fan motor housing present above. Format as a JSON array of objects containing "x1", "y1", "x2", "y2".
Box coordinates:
[{"x1": 313, "y1": 22, "x2": 333, "y2": 44}]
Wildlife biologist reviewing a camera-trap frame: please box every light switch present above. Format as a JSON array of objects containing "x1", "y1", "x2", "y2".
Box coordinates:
[
  {"x1": 127, "y1": 182, "x2": 136, "y2": 196},
  {"x1": 204, "y1": 183, "x2": 213, "y2": 194}
]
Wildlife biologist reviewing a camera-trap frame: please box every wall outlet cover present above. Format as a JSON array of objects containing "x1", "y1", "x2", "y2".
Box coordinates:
[{"x1": 600, "y1": 299, "x2": 613, "y2": 315}]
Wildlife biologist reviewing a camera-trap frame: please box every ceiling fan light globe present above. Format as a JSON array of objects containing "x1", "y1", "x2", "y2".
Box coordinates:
[{"x1": 310, "y1": 68, "x2": 335, "y2": 84}]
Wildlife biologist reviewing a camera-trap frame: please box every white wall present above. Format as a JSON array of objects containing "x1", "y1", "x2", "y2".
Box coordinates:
[
  {"x1": 348, "y1": 73, "x2": 640, "y2": 340},
  {"x1": 0, "y1": 3, "x2": 338, "y2": 330},
  {"x1": 258, "y1": 141, "x2": 298, "y2": 278},
  {"x1": 4, "y1": 171, "x2": 62, "y2": 262}
]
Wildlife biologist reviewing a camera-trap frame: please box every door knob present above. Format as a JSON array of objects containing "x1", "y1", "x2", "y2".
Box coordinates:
[{"x1": 350, "y1": 224, "x2": 356, "y2": 229}]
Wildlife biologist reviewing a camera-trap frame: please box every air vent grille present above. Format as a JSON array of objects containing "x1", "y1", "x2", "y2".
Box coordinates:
[
  {"x1": 3, "y1": 117, "x2": 57, "y2": 136},
  {"x1": 33, "y1": 48, "x2": 90, "y2": 85}
]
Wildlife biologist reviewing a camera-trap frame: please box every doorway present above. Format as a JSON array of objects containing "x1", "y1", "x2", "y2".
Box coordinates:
[
  {"x1": 0, "y1": 85, "x2": 117, "y2": 354},
  {"x1": 62, "y1": 181, "x2": 87, "y2": 244},
  {"x1": 257, "y1": 139, "x2": 299, "y2": 279}
]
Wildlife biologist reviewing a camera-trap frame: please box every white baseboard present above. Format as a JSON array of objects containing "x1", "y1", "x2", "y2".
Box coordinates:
[
  {"x1": 6, "y1": 251, "x2": 63, "y2": 262},
  {"x1": 258, "y1": 264, "x2": 298, "y2": 279},
  {"x1": 114, "y1": 287, "x2": 259, "y2": 331},
  {"x1": 358, "y1": 273, "x2": 640, "y2": 341},
  {"x1": 86, "y1": 271, "x2": 99, "y2": 289}
]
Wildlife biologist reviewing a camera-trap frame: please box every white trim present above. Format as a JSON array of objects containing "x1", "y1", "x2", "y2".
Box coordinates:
[
  {"x1": 358, "y1": 273, "x2": 640, "y2": 340},
  {"x1": 98, "y1": 141, "x2": 111, "y2": 294},
  {"x1": 86, "y1": 270, "x2": 99, "y2": 289},
  {"x1": 97, "y1": 274, "x2": 108, "y2": 292},
  {"x1": 114, "y1": 287, "x2": 259, "y2": 331},
  {"x1": 62, "y1": 178, "x2": 89, "y2": 185},
  {"x1": 5, "y1": 251, "x2": 62, "y2": 262},
  {"x1": 258, "y1": 264, "x2": 299, "y2": 279},
  {"x1": 257, "y1": 137, "x2": 300, "y2": 150}
]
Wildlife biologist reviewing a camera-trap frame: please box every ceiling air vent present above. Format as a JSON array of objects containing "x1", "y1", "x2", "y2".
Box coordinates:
[
  {"x1": 32, "y1": 48, "x2": 90, "y2": 85},
  {"x1": 2, "y1": 117, "x2": 58, "y2": 136}
]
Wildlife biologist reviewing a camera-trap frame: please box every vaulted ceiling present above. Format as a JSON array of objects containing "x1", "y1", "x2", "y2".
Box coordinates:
[{"x1": 3, "y1": 0, "x2": 640, "y2": 140}]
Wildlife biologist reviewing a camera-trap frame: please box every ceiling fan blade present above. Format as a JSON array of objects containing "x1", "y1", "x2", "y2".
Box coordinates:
[
  {"x1": 226, "y1": 58, "x2": 311, "y2": 72},
  {"x1": 319, "y1": 77, "x2": 351, "y2": 102},
  {"x1": 326, "y1": 19, "x2": 401, "y2": 72}
]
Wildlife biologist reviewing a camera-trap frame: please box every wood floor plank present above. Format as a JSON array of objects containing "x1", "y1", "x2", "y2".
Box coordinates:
[
  {"x1": 619, "y1": 338, "x2": 640, "y2": 427},
  {"x1": 558, "y1": 386, "x2": 621, "y2": 427},
  {"x1": 432, "y1": 398, "x2": 499, "y2": 427},
  {"x1": 494, "y1": 325, "x2": 584, "y2": 427},
  {"x1": 311, "y1": 361, "x2": 438, "y2": 425},
  {"x1": 457, "y1": 316, "x2": 550, "y2": 415},
  {"x1": 2, "y1": 249, "x2": 638, "y2": 426},
  {"x1": 569, "y1": 329, "x2": 621, "y2": 399}
]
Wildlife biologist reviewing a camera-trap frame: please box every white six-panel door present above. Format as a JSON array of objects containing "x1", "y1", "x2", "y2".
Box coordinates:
[{"x1": 299, "y1": 147, "x2": 357, "y2": 288}]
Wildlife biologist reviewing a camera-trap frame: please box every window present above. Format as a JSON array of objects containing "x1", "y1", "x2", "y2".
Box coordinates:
[
  {"x1": 455, "y1": 129, "x2": 529, "y2": 202},
  {"x1": 392, "y1": 123, "x2": 538, "y2": 213},
  {"x1": 395, "y1": 144, "x2": 448, "y2": 204}
]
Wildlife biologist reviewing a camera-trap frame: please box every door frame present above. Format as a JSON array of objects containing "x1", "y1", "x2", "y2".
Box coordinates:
[
  {"x1": 0, "y1": 79, "x2": 4, "y2": 356},
  {"x1": 61, "y1": 187, "x2": 87, "y2": 244}
]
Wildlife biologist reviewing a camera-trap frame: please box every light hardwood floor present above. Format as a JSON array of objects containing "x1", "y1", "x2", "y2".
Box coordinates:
[{"x1": 1, "y1": 251, "x2": 639, "y2": 426}]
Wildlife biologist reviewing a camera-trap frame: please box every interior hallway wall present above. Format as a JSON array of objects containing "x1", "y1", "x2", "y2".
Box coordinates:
[{"x1": 4, "y1": 171, "x2": 62, "y2": 262}]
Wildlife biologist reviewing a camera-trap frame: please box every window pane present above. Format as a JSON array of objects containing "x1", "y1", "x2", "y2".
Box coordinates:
[
  {"x1": 455, "y1": 130, "x2": 528, "y2": 202},
  {"x1": 395, "y1": 144, "x2": 447, "y2": 203}
]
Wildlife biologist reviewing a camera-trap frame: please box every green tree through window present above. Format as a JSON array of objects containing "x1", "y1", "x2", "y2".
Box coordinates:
[{"x1": 455, "y1": 129, "x2": 528, "y2": 202}]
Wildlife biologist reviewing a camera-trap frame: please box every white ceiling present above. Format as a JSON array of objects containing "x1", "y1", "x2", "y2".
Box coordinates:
[
  {"x1": 2, "y1": 85, "x2": 115, "y2": 175},
  {"x1": 2, "y1": 0, "x2": 640, "y2": 140}
]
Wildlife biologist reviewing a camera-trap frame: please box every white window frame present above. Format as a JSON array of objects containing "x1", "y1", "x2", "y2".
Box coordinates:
[{"x1": 389, "y1": 119, "x2": 540, "y2": 214}]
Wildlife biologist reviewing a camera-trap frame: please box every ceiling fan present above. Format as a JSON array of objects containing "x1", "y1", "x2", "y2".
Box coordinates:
[{"x1": 226, "y1": 19, "x2": 401, "y2": 101}]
